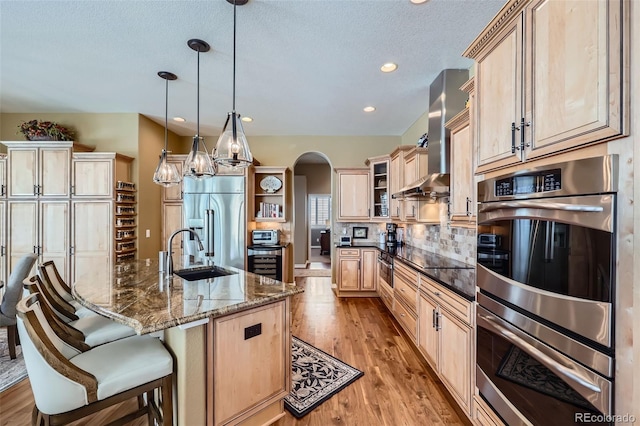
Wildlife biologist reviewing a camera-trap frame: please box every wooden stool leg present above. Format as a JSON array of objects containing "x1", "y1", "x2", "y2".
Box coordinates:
[
  {"x1": 146, "y1": 390, "x2": 155, "y2": 424},
  {"x1": 7, "y1": 324, "x2": 17, "y2": 360},
  {"x1": 161, "y1": 375, "x2": 173, "y2": 426}
]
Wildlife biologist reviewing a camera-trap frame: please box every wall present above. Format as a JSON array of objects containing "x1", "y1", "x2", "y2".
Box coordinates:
[
  {"x1": 178, "y1": 135, "x2": 400, "y2": 169},
  {"x1": 295, "y1": 163, "x2": 331, "y2": 194},
  {"x1": 401, "y1": 110, "x2": 429, "y2": 147}
]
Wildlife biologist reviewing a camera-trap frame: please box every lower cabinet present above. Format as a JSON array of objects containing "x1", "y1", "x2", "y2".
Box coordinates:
[
  {"x1": 418, "y1": 276, "x2": 474, "y2": 417},
  {"x1": 473, "y1": 395, "x2": 505, "y2": 426},
  {"x1": 337, "y1": 247, "x2": 377, "y2": 296},
  {"x1": 207, "y1": 299, "x2": 290, "y2": 426}
]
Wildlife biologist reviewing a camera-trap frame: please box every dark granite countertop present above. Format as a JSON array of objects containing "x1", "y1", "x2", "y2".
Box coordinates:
[
  {"x1": 392, "y1": 245, "x2": 475, "y2": 301},
  {"x1": 73, "y1": 258, "x2": 303, "y2": 335}
]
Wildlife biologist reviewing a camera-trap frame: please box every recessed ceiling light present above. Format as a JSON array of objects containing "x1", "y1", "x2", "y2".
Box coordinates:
[
  {"x1": 410, "y1": 0, "x2": 429, "y2": 4},
  {"x1": 380, "y1": 63, "x2": 398, "y2": 73},
  {"x1": 241, "y1": 116, "x2": 253, "y2": 122},
  {"x1": 173, "y1": 117, "x2": 185, "y2": 122},
  {"x1": 363, "y1": 106, "x2": 376, "y2": 112}
]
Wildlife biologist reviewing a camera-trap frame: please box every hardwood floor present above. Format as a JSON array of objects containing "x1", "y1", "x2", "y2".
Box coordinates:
[
  {"x1": 277, "y1": 276, "x2": 470, "y2": 426},
  {"x1": 0, "y1": 277, "x2": 469, "y2": 426}
]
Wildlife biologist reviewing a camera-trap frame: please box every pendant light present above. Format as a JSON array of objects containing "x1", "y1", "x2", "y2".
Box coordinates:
[
  {"x1": 213, "y1": 0, "x2": 253, "y2": 168},
  {"x1": 184, "y1": 38, "x2": 215, "y2": 179},
  {"x1": 153, "y1": 71, "x2": 181, "y2": 187}
]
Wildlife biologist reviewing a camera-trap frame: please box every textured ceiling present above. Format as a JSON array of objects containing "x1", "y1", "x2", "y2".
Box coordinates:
[{"x1": 0, "y1": 0, "x2": 504, "y2": 137}]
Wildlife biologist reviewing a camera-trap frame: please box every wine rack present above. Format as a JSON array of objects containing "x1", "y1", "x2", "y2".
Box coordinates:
[{"x1": 115, "y1": 180, "x2": 137, "y2": 261}]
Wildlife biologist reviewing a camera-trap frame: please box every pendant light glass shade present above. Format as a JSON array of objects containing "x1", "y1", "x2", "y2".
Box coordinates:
[
  {"x1": 184, "y1": 39, "x2": 215, "y2": 179},
  {"x1": 214, "y1": 112, "x2": 253, "y2": 168},
  {"x1": 184, "y1": 136, "x2": 215, "y2": 178},
  {"x1": 153, "y1": 71, "x2": 181, "y2": 187},
  {"x1": 213, "y1": 0, "x2": 253, "y2": 168}
]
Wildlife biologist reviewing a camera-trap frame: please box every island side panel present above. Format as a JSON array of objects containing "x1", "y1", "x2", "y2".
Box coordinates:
[
  {"x1": 207, "y1": 298, "x2": 291, "y2": 426},
  {"x1": 164, "y1": 324, "x2": 207, "y2": 426}
]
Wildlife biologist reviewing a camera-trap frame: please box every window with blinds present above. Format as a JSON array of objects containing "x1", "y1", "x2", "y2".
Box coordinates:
[{"x1": 309, "y1": 195, "x2": 331, "y2": 227}]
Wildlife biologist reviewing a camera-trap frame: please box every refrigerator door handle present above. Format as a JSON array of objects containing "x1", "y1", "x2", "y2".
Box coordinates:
[{"x1": 206, "y1": 209, "x2": 215, "y2": 257}]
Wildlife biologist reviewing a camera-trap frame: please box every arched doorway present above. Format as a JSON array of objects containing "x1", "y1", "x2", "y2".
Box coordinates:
[{"x1": 293, "y1": 152, "x2": 332, "y2": 277}]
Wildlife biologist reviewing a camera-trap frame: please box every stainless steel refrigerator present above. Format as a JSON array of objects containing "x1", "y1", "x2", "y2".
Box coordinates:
[{"x1": 182, "y1": 176, "x2": 246, "y2": 269}]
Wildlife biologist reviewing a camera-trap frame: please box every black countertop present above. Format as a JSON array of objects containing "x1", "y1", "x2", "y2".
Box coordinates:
[{"x1": 336, "y1": 242, "x2": 476, "y2": 301}]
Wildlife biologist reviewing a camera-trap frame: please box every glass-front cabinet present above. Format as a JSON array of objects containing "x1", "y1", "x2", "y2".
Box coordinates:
[{"x1": 365, "y1": 155, "x2": 389, "y2": 222}]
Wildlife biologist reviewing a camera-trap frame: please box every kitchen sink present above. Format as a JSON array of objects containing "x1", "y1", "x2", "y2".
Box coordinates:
[{"x1": 174, "y1": 266, "x2": 237, "y2": 281}]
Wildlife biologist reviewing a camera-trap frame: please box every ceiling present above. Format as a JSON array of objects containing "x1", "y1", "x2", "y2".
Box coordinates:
[{"x1": 0, "y1": 0, "x2": 504, "y2": 138}]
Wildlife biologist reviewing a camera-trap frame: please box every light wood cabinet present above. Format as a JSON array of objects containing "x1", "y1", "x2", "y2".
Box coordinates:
[
  {"x1": 365, "y1": 156, "x2": 390, "y2": 221},
  {"x1": 207, "y1": 299, "x2": 290, "y2": 426},
  {"x1": 418, "y1": 275, "x2": 474, "y2": 417},
  {"x1": 0, "y1": 156, "x2": 6, "y2": 198},
  {"x1": 163, "y1": 155, "x2": 185, "y2": 202},
  {"x1": 72, "y1": 152, "x2": 134, "y2": 198},
  {"x1": 7, "y1": 200, "x2": 69, "y2": 280},
  {"x1": 473, "y1": 395, "x2": 505, "y2": 426},
  {"x1": 250, "y1": 166, "x2": 288, "y2": 222},
  {"x1": 465, "y1": 0, "x2": 626, "y2": 173},
  {"x1": 0, "y1": 201, "x2": 6, "y2": 291},
  {"x1": 73, "y1": 153, "x2": 135, "y2": 261},
  {"x1": 162, "y1": 203, "x2": 184, "y2": 257},
  {"x1": 446, "y1": 78, "x2": 476, "y2": 224},
  {"x1": 402, "y1": 148, "x2": 428, "y2": 222},
  {"x1": 71, "y1": 200, "x2": 113, "y2": 303},
  {"x1": 393, "y1": 260, "x2": 419, "y2": 340},
  {"x1": 337, "y1": 247, "x2": 377, "y2": 296},
  {"x1": 389, "y1": 150, "x2": 403, "y2": 220},
  {"x1": 336, "y1": 168, "x2": 370, "y2": 221},
  {"x1": 6, "y1": 143, "x2": 71, "y2": 198}
]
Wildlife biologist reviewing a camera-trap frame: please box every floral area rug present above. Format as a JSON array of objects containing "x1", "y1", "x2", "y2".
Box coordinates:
[
  {"x1": 285, "y1": 336, "x2": 364, "y2": 418},
  {"x1": 0, "y1": 327, "x2": 27, "y2": 393}
]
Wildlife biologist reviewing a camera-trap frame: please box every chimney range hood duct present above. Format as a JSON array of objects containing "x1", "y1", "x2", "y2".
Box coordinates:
[{"x1": 394, "y1": 69, "x2": 469, "y2": 199}]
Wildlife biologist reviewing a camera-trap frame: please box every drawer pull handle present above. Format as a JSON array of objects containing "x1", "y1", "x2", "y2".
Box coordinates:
[
  {"x1": 434, "y1": 291, "x2": 440, "y2": 296},
  {"x1": 400, "y1": 313, "x2": 405, "y2": 317}
]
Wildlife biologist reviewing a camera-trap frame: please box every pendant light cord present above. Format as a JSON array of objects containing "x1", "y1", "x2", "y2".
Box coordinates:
[
  {"x1": 197, "y1": 49, "x2": 201, "y2": 137},
  {"x1": 164, "y1": 77, "x2": 169, "y2": 151},
  {"x1": 232, "y1": 0, "x2": 237, "y2": 113}
]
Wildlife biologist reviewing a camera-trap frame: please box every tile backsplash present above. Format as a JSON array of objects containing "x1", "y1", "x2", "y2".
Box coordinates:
[
  {"x1": 332, "y1": 221, "x2": 476, "y2": 266},
  {"x1": 403, "y1": 224, "x2": 476, "y2": 266}
]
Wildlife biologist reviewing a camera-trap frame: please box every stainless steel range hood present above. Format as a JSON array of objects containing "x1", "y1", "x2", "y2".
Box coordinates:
[{"x1": 394, "y1": 69, "x2": 469, "y2": 199}]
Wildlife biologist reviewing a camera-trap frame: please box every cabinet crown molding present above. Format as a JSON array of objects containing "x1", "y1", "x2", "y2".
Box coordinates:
[
  {"x1": 445, "y1": 108, "x2": 470, "y2": 132},
  {"x1": 462, "y1": 0, "x2": 529, "y2": 59}
]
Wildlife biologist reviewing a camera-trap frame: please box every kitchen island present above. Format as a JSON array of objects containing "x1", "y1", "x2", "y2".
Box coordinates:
[{"x1": 73, "y1": 258, "x2": 303, "y2": 426}]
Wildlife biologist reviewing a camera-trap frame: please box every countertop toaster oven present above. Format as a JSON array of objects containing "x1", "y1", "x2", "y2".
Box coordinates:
[{"x1": 252, "y1": 229, "x2": 280, "y2": 245}]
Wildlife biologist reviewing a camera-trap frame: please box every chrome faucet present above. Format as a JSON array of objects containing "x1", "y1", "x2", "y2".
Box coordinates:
[{"x1": 163, "y1": 228, "x2": 205, "y2": 275}]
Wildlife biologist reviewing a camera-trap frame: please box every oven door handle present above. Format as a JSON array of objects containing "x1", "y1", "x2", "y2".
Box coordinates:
[
  {"x1": 377, "y1": 257, "x2": 393, "y2": 269},
  {"x1": 478, "y1": 201, "x2": 604, "y2": 213},
  {"x1": 478, "y1": 309, "x2": 609, "y2": 411}
]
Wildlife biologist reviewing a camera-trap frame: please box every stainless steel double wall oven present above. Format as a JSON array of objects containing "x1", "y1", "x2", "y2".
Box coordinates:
[{"x1": 475, "y1": 156, "x2": 618, "y2": 426}]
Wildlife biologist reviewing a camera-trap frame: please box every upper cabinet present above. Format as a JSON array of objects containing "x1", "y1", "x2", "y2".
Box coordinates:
[
  {"x1": 72, "y1": 152, "x2": 134, "y2": 198},
  {"x1": 336, "y1": 168, "x2": 370, "y2": 222},
  {"x1": 0, "y1": 155, "x2": 6, "y2": 198},
  {"x1": 5, "y1": 142, "x2": 72, "y2": 198},
  {"x1": 389, "y1": 149, "x2": 403, "y2": 220},
  {"x1": 365, "y1": 155, "x2": 390, "y2": 222},
  {"x1": 402, "y1": 147, "x2": 428, "y2": 222},
  {"x1": 446, "y1": 78, "x2": 476, "y2": 224},
  {"x1": 250, "y1": 166, "x2": 288, "y2": 223},
  {"x1": 464, "y1": 0, "x2": 627, "y2": 173}
]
